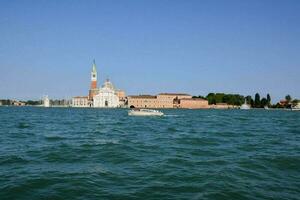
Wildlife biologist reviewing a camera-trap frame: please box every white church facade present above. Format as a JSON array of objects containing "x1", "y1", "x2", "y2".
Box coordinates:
[
  {"x1": 93, "y1": 79, "x2": 120, "y2": 108},
  {"x1": 72, "y1": 61, "x2": 125, "y2": 108}
]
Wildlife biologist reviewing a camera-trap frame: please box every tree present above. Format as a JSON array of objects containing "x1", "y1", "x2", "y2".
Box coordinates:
[
  {"x1": 198, "y1": 95, "x2": 207, "y2": 99},
  {"x1": 206, "y1": 93, "x2": 216, "y2": 105},
  {"x1": 25, "y1": 100, "x2": 41, "y2": 105},
  {"x1": 254, "y1": 93, "x2": 261, "y2": 108},
  {"x1": 285, "y1": 95, "x2": 292, "y2": 103},
  {"x1": 215, "y1": 93, "x2": 225, "y2": 104},
  {"x1": 261, "y1": 98, "x2": 268, "y2": 107},
  {"x1": 267, "y1": 94, "x2": 271, "y2": 106},
  {"x1": 251, "y1": 99, "x2": 255, "y2": 107},
  {"x1": 205, "y1": 93, "x2": 245, "y2": 106},
  {"x1": 246, "y1": 96, "x2": 252, "y2": 104},
  {"x1": 193, "y1": 95, "x2": 207, "y2": 99}
]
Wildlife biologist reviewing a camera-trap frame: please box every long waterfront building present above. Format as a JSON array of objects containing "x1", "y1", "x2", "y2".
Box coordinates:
[{"x1": 128, "y1": 93, "x2": 209, "y2": 109}]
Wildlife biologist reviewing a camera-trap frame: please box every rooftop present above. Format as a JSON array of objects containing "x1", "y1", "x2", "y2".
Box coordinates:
[
  {"x1": 181, "y1": 98, "x2": 207, "y2": 101},
  {"x1": 73, "y1": 96, "x2": 88, "y2": 99},
  {"x1": 128, "y1": 95, "x2": 157, "y2": 99},
  {"x1": 158, "y1": 93, "x2": 191, "y2": 96}
]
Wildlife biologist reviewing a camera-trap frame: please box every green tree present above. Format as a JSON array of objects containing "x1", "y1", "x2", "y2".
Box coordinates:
[
  {"x1": 206, "y1": 93, "x2": 244, "y2": 106},
  {"x1": 273, "y1": 103, "x2": 284, "y2": 108},
  {"x1": 261, "y1": 98, "x2": 268, "y2": 107},
  {"x1": 254, "y1": 93, "x2": 261, "y2": 108},
  {"x1": 193, "y1": 95, "x2": 206, "y2": 99},
  {"x1": 285, "y1": 95, "x2": 292, "y2": 103},
  {"x1": 206, "y1": 93, "x2": 216, "y2": 105},
  {"x1": 26, "y1": 100, "x2": 41, "y2": 106},
  {"x1": 198, "y1": 95, "x2": 207, "y2": 99},
  {"x1": 246, "y1": 96, "x2": 252, "y2": 104},
  {"x1": 215, "y1": 93, "x2": 225, "y2": 104}
]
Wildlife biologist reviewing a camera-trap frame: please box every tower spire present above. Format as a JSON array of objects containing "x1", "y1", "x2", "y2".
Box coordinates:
[{"x1": 92, "y1": 59, "x2": 97, "y2": 73}]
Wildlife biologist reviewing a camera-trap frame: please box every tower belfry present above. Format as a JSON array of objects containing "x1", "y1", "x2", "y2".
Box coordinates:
[{"x1": 89, "y1": 60, "x2": 98, "y2": 100}]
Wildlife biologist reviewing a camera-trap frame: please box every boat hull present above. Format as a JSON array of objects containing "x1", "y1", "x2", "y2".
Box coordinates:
[{"x1": 128, "y1": 110, "x2": 164, "y2": 116}]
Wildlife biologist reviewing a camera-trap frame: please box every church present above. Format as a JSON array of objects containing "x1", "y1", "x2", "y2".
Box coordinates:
[
  {"x1": 72, "y1": 61, "x2": 125, "y2": 108},
  {"x1": 93, "y1": 79, "x2": 120, "y2": 108}
]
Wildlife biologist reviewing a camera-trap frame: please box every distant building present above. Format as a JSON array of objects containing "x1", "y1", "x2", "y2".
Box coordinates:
[
  {"x1": 72, "y1": 96, "x2": 89, "y2": 107},
  {"x1": 43, "y1": 96, "x2": 50, "y2": 107},
  {"x1": 128, "y1": 95, "x2": 158, "y2": 108},
  {"x1": 72, "y1": 60, "x2": 125, "y2": 108},
  {"x1": 93, "y1": 79, "x2": 120, "y2": 108},
  {"x1": 89, "y1": 60, "x2": 98, "y2": 101},
  {"x1": 12, "y1": 101, "x2": 25, "y2": 106},
  {"x1": 116, "y1": 89, "x2": 126, "y2": 101},
  {"x1": 128, "y1": 93, "x2": 208, "y2": 109},
  {"x1": 180, "y1": 98, "x2": 209, "y2": 109},
  {"x1": 279, "y1": 100, "x2": 288, "y2": 106},
  {"x1": 157, "y1": 93, "x2": 192, "y2": 108},
  {"x1": 116, "y1": 89, "x2": 126, "y2": 107}
]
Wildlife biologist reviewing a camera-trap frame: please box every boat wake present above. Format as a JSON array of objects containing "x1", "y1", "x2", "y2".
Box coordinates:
[{"x1": 164, "y1": 114, "x2": 181, "y2": 117}]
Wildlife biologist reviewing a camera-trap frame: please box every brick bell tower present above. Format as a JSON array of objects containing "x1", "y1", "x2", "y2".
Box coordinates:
[{"x1": 89, "y1": 60, "x2": 98, "y2": 100}]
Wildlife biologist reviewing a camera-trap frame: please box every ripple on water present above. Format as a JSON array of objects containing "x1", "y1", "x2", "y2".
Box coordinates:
[
  {"x1": 44, "y1": 136, "x2": 65, "y2": 142},
  {"x1": 16, "y1": 122, "x2": 32, "y2": 129},
  {"x1": 0, "y1": 107, "x2": 300, "y2": 199},
  {"x1": 265, "y1": 155, "x2": 300, "y2": 171},
  {"x1": 166, "y1": 127, "x2": 179, "y2": 132},
  {"x1": 0, "y1": 155, "x2": 29, "y2": 165}
]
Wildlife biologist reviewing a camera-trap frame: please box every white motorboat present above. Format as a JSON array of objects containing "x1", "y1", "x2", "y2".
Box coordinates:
[
  {"x1": 128, "y1": 109, "x2": 164, "y2": 116},
  {"x1": 291, "y1": 106, "x2": 300, "y2": 111}
]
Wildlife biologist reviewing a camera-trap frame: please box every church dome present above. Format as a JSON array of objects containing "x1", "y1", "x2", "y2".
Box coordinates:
[{"x1": 102, "y1": 79, "x2": 115, "y2": 90}]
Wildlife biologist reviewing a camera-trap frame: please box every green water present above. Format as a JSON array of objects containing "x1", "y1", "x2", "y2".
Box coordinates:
[{"x1": 0, "y1": 107, "x2": 299, "y2": 200}]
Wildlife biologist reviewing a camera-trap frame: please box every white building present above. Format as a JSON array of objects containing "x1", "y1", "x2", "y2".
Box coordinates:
[
  {"x1": 43, "y1": 95, "x2": 50, "y2": 107},
  {"x1": 93, "y1": 79, "x2": 120, "y2": 108},
  {"x1": 72, "y1": 60, "x2": 125, "y2": 108},
  {"x1": 72, "y1": 96, "x2": 89, "y2": 107}
]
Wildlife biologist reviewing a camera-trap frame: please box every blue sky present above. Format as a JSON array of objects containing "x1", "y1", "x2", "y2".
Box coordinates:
[{"x1": 0, "y1": 0, "x2": 299, "y2": 102}]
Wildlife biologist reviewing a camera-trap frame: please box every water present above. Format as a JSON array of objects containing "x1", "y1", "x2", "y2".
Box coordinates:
[{"x1": 0, "y1": 107, "x2": 299, "y2": 200}]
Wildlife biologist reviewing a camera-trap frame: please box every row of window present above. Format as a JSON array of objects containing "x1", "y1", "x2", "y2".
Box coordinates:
[{"x1": 134, "y1": 105, "x2": 168, "y2": 108}]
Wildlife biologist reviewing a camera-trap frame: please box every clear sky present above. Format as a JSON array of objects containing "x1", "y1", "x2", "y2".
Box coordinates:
[{"x1": 0, "y1": 0, "x2": 299, "y2": 102}]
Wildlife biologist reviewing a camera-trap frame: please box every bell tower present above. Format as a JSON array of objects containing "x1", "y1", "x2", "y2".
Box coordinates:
[
  {"x1": 89, "y1": 60, "x2": 98, "y2": 100},
  {"x1": 90, "y1": 60, "x2": 97, "y2": 89}
]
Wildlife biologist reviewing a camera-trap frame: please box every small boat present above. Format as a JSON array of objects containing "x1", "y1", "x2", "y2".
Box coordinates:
[
  {"x1": 128, "y1": 109, "x2": 164, "y2": 116},
  {"x1": 264, "y1": 106, "x2": 269, "y2": 110},
  {"x1": 291, "y1": 106, "x2": 300, "y2": 111}
]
